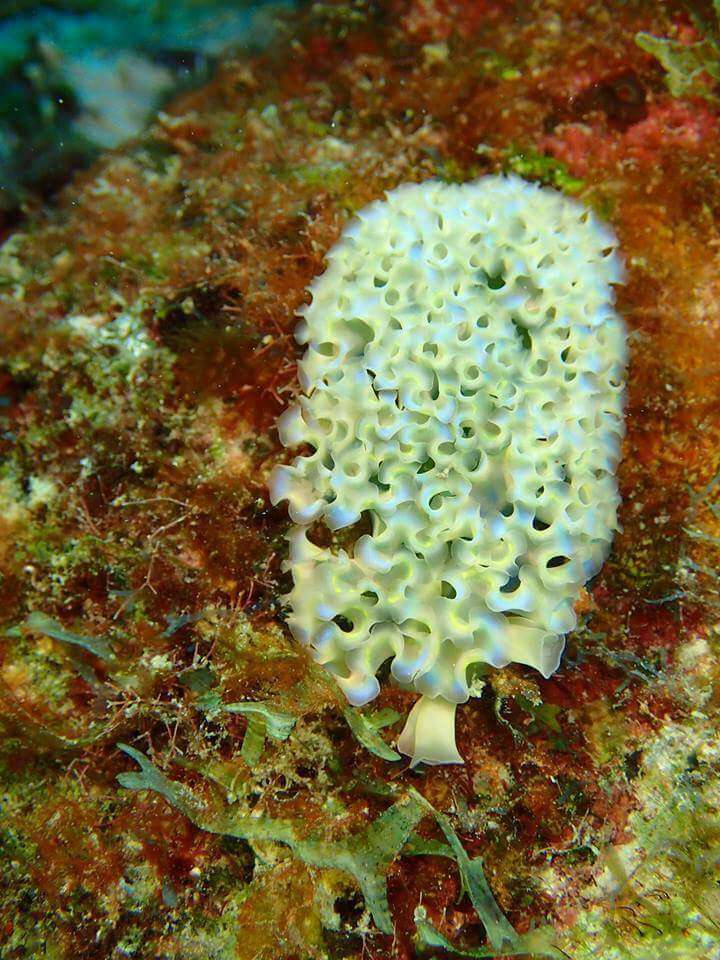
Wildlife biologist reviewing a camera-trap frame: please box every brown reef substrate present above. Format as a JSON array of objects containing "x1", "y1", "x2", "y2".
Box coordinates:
[{"x1": 1, "y1": 2, "x2": 720, "y2": 958}]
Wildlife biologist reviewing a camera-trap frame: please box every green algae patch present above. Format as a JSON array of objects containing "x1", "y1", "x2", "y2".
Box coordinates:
[
  {"x1": 117, "y1": 747, "x2": 537, "y2": 949},
  {"x1": 341, "y1": 706, "x2": 402, "y2": 762},
  {"x1": 197, "y1": 691, "x2": 297, "y2": 766},
  {"x1": 23, "y1": 611, "x2": 115, "y2": 662},
  {"x1": 285, "y1": 161, "x2": 351, "y2": 194},
  {"x1": 408, "y1": 788, "x2": 520, "y2": 954},
  {"x1": 118, "y1": 744, "x2": 425, "y2": 935},
  {"x1": 636, "y1": 3, "x2": 720, "y2": 103},
  {"x1": 501, "y1": 147, "x2": 584, "y2": 195},
  {"x1": 117, "y1": 744, "x2": 528, "y2": 956},
  {"x1": 414, "y1": 906, "x2": 561, "y2": 959}
]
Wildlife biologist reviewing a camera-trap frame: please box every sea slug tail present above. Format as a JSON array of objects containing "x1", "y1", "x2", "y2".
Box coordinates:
[{"x1": 397, "y1": 695, "x2": 463, "y2": 766}]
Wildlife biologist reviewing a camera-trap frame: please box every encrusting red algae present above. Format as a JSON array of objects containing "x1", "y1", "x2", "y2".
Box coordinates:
[{"x1": 1, "y1": 1, "x2": 720, "y2": 958}]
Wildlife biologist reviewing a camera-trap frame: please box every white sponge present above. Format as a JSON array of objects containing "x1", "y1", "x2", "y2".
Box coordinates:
[{"x1": 270, "y1": 175, "x2": 626, "y2": 765}]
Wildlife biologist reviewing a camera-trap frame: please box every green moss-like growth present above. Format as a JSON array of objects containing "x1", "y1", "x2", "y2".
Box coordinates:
[
  {"x1": 636, "y1": 2, "x2": 720, "y2": 103},
  {"x1": 502, "y1": 146, "x2": 585, "y2": 194}
]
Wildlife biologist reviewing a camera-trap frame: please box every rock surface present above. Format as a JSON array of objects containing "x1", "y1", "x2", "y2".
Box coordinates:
[{"x1": 1, "y1": 1, "x2": 719, "y2": 958}]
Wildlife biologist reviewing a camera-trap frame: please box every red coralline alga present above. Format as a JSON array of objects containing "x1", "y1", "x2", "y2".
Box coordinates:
[
  {"x1": 541, "y1": 98, "x2": 720, "y2": 174},
  {"x1": 1, "y1": 1, "x2": 720, "y2": 959}
]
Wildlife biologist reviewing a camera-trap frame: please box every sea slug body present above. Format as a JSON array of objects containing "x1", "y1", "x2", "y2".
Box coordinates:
[{"x1": 270, "y1": 175, "x2": 627, "y2": 766}]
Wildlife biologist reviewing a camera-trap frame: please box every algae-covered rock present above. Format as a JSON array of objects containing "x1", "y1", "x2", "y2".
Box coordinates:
[{"x1": 1, "y1": 1, "x2": 720, "y2": 958}]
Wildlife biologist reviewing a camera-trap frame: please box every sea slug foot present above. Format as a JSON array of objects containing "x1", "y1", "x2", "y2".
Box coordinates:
[{"x1": 397, "y1": 695, "x2": 463, "y2": 767}]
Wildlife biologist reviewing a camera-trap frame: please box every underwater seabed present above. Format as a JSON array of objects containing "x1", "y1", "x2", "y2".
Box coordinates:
[{"x1": 1, "y1": 1, "x2": 719, "y2": 958}]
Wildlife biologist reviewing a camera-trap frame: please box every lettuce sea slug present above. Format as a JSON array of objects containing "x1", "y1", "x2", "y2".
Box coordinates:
[{"x1": 270, "y1": 175, "x2": 627, "y2": 766}]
